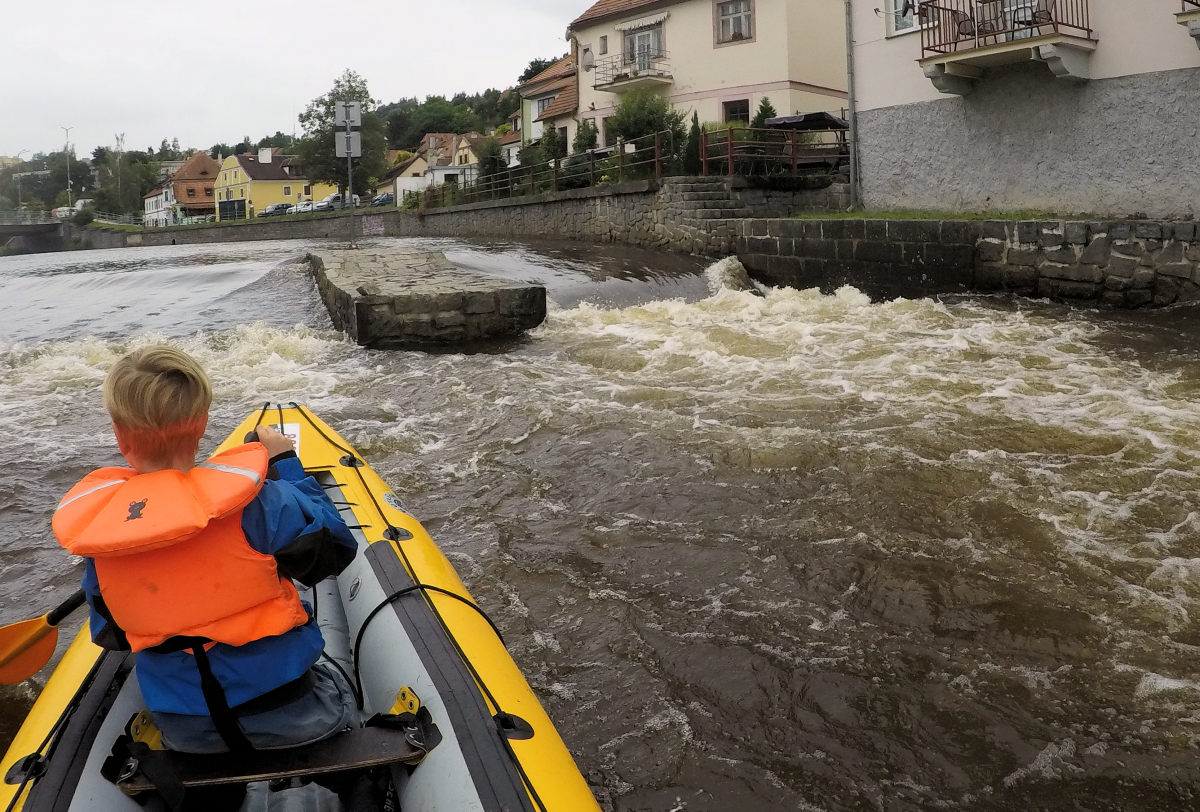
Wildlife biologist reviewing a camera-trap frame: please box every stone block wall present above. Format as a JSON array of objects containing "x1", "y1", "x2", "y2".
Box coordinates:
[
  {"x1": 973, "y1": 220, "x2": 1200, "y2": 308},
  {"x1": 729, "y1": 217, "x2": 1200, "y2": 307},
  {"x1": 119, "y1": 177, "x2": 850, "y2": 255},
  {"x1": 729, "y1": 218, "x2": 978, "y2": 300}
]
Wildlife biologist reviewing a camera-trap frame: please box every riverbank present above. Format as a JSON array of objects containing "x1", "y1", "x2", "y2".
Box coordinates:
[{"x1": 71, "y1": 179, "x2": 1200, "y2": 308}]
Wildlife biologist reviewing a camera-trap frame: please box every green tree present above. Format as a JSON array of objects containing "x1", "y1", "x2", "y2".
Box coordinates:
[
  {"x1": 607, "y1": 88, "x2": 687, "y2": 170},
  {"x1": 750, "y1": 97, "x2": 778, "y2": 129},
  {"x1": 209, "y1": 143, "x2": 233, "y2": 160},
  {"x1": 475, "y1": 137, "x2": 506, "y2": 179},
  {"x1": 608, "y1": 88, "x2": 686, "y2": 143},
  {"x1": 256, "y1": 131, "x2": 296, "y2": 149},
  {"x1": 296, "y1": 69, "x2": 388, "y2": 194},
  {"x1": 572, "y1": 120, "x2": 598, "y2": 154},
  {"x1": 518, "y1": 57, "x2": 557, "y2": 82},
  {"x1": 684, "y1": 111, "x2": 702, "y2": 175},
  {"x1": 539, "y1": 127, "x2": 566, "y2": 166}
]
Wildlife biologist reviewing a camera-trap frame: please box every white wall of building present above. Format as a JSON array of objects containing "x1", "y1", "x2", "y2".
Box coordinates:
[
  {"x1": 572, "y1": 0, "x2": 848, "y2": 137},
  {"x1": 852, "y1": 0, "x2": 1200, "y2": 112}
]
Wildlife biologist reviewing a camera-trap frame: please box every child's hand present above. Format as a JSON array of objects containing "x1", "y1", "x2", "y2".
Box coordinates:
[{"x1": 256, "y1": 425, "x2": 295, "y2": 457}]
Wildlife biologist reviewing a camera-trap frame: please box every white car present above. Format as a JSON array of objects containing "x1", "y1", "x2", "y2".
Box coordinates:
[
  {"x1": 287, "y1": 201, "x2": 315, "y2": 214},
  {"x1": 314, "y1": 193, "x2": 361, "y2": 211}
]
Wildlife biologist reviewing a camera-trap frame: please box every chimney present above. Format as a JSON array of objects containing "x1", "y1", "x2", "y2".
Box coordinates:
[{"x1": 258, "y1": 148, "x2": 272, "y2": 164}]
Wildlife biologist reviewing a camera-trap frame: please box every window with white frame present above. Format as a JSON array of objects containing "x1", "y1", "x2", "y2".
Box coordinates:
[
  {"x1": 623, "y1": 24, "x2": 663, "y2": 65},
  {"x1": 599, "y1": 35, "x2": 608, "y2": 54},
  {"x1": 885, "y1": 0, "x2": 916, "y2": 35},
  {"x1": 537, "y1": 96, "x2": 554, "y2": 115},
  {"x1": 716, "y1": 0, "x2": 753, "y2": 43}
]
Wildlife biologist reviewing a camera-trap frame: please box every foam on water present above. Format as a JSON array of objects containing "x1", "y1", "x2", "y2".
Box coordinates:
[{"x1": 7, "y1": 244, "x2": 1200, "y2": 807}]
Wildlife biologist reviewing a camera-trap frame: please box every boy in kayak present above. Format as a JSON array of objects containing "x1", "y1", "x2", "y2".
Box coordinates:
[{"x1": 52, "y1": 345, "x2": 369, "y2": 805}]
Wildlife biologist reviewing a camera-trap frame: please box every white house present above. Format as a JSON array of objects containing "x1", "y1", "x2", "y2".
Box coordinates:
[
  {"x1": 850, "y1": 0, "x2": 1200, "y2": 217},
  {"x1": 567, "y1": 0, "x2": 849, "y2": 148},
  {"x1": 142, "y1": 186, "x2": 173, "y2": 227}
]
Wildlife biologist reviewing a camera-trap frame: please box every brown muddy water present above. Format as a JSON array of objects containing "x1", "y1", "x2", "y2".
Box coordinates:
[{"x1": 2, "y1": 237, "x2": 1200, "y2": 811}]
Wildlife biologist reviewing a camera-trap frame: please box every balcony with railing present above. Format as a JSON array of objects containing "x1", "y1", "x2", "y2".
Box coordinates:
[
  {"x1": 591, "y1": 49, "x2": 672, "y2": 92},
  {"x1": 917, "y1": 0, "x2": 1096, "y2": 94},
  {"x1": 1179, "y1": 0, "x2": 1200, "y2": 47}
]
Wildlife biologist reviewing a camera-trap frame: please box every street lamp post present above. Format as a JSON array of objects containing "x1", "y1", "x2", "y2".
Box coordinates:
[
  {"x1": 15, "y1": 149, "x2": 27, "y2": 207},
  {"x1": 61, "y1": 126, "x2": 73, "y2": 208}
]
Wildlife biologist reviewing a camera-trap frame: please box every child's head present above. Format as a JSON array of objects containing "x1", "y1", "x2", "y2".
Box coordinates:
[{"x1": 104, "y1": 345, "x2": 212, "y2": 468}]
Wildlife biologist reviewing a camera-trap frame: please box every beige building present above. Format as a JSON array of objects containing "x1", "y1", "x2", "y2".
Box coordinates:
[
  {"x1": 566, "y1": 0, "x2": 848, "y2": 148},
  {"x1": 851, "y1": 0, "x2": 1200, "y2": 216}
]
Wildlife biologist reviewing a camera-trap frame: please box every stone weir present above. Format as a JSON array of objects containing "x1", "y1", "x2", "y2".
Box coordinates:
[{"x1": 306, "y1": 250, "x2": 546, "y2": 350}]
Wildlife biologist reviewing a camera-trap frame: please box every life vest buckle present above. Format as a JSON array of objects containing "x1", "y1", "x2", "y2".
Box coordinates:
[{"x1": 127, "y1": 709, "x2": 165, "y2": 751}]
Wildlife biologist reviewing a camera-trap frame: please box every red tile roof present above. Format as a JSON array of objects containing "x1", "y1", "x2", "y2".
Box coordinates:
[
  {"x1": 518, "y1": 54, "x2": 574, "y2": 91},
  {"x1": 535, "y1": 79, "x2": 578, "y2": 122},
  {"x1": 570, "y1": 0, "x2": 675, "y2": 29},
  {"x1": 170, "y1": 151, "x2": 219, "y2": 209}
]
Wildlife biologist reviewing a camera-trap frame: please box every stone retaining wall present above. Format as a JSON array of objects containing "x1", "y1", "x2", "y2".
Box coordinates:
[
  {"x1": 308, "y1": 250, "x2": 545, "y2": 349},
  {"x1": 727, "y1": 217, "x2": 1200, "y2": 306},
  {"x1": 78, "y1": 184, "x2": 1200, "y2": 309},
  {"x1": 110, "y1": 177, "x2": 848, "y2": 254}
]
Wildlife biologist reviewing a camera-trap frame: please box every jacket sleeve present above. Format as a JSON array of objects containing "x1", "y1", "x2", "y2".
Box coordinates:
[
  {"x1": 81, "y1": 559, "x2": 131, "y2": 651},
  {"x1": 240, "y1": 451, "x2": 358, "y2": 586}
]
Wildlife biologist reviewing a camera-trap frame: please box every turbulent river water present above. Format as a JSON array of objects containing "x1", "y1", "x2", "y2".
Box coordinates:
[{"x1": 2, "y1": 237, "x2": 1200, "y2": 811}]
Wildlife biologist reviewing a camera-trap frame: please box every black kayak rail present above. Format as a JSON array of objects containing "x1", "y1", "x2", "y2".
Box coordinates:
[{"x1": 269, "y1": 402, "x2": 551, "y2": 812}]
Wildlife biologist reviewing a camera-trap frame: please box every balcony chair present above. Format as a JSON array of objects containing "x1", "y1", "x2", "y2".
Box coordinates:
[
  {"x1": 950, "y1": 10, "x2": 999, "y2": 49},
  {"x1": 1031, "y1": 0, "x2": 1056, "y2": 30}
]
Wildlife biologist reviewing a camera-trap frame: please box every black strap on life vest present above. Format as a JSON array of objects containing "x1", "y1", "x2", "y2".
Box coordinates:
[{"x1": 189, "y1": 644, "x2": 254, "y2": 754}]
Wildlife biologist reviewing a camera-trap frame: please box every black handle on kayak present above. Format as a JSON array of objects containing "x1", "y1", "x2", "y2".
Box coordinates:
[
  {"x1": 245, "y1": 430, "x2": 260, "y2": 444},
  {"x1": 46, "y1": 590, "x2": 87, "y2": 627}
]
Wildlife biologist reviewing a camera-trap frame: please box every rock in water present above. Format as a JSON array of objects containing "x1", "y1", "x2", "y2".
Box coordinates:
[{"x1": 704, "y1": 256, "x2": 764, "y2": 296}]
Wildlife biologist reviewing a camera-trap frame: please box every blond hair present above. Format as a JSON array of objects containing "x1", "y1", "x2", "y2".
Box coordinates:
[{"x1": 103, "y1": 345, "x2": 212, "y2": 463}]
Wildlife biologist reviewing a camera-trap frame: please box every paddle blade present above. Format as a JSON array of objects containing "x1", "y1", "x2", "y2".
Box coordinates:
[{"x1": 0, "y1": 617, "x2": 58, "y2": 684}]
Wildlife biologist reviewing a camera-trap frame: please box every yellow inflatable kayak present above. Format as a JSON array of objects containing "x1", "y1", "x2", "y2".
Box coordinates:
[{"x1": 0, "y1": 403, "x2": 599, "y2": 812}]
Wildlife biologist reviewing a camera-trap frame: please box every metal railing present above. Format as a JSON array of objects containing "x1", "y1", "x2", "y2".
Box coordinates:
[
  {"x1": 1185, "y1": 0, "x2": 1200, "y2": 10},
  {"x1": 405, "y1": 129, "x2": 680, "y2": 210},
  {"x1": 591, "y1": 49, "x2": 671, "y2": 87},
  {"x1": 700, "y1": 126, "x2": 849, "y2": 178},
  {"x1": 93, "y1": 211, "x2": 145, "y2": 226},
  {"x1": 0, "y1": 210, "x2": 53, "y2": 225},
  {"x1": 919, "y1": 0, "x2": 1093, "y2": 57}
]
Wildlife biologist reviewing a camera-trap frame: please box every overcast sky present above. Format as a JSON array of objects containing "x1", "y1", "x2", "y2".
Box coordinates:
[{"x1": 1, "y1": 0, "x2": 588, "y2": 159}]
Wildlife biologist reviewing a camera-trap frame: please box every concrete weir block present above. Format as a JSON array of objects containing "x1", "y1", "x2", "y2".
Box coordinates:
[{"x1": 307, "y1": 250, "x2": 546, "y2": 350}]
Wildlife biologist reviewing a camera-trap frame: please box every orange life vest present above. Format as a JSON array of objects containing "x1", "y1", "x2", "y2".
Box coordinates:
[{"x1": 52, "y1": 443, "x2": 309, "y2": 652}]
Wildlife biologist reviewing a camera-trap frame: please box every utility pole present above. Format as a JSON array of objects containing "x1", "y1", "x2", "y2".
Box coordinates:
[
  {"x1": 61, "y1": 126, "x2": 73, "y2": 208},
  {"x1": 115, "y1": 133, "x2": 126, "y2": 210}
]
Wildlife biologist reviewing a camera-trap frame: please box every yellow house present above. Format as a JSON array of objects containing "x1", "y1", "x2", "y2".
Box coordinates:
[{"x1": 212, "y1": 148, "x2": 335, "y2": 220}]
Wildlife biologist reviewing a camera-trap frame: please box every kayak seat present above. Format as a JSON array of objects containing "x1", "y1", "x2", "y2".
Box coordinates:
[
  {"x1": 113, "y1": 725, "x2": 427, "y2": 794},
  {"x1": 108, "y1": 701, "x2": 440, "y2": 802}
]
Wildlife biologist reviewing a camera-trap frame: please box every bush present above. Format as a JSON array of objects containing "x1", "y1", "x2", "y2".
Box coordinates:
[
  {"x1": 559, "y1": 154, "x2": 594, "y2": 190},
  {"x1": 72, "y1": 208, "x2": 95, "y2": 226}
]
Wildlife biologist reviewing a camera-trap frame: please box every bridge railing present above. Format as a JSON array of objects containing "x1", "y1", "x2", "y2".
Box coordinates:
[
  {"x1": 92, "y1": 211, "x2": 144, "y2": 226},
  {"x1": 0, "y1": 210, "x2": 53, "y2": 225}
]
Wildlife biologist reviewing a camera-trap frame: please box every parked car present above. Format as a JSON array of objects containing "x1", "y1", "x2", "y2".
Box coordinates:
[
  {"x1": 369, "y1": 193, "x2": 395, "y2": 207},
  {"x1": 314, "y1": 193, "x2": 361, "y2": 211},
  {"x1": 287, "y1": 201, "x2": 315, "y2": 215},
  {"x1": 257, "y1": 202, "x2": 292, "y2": 217}
]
